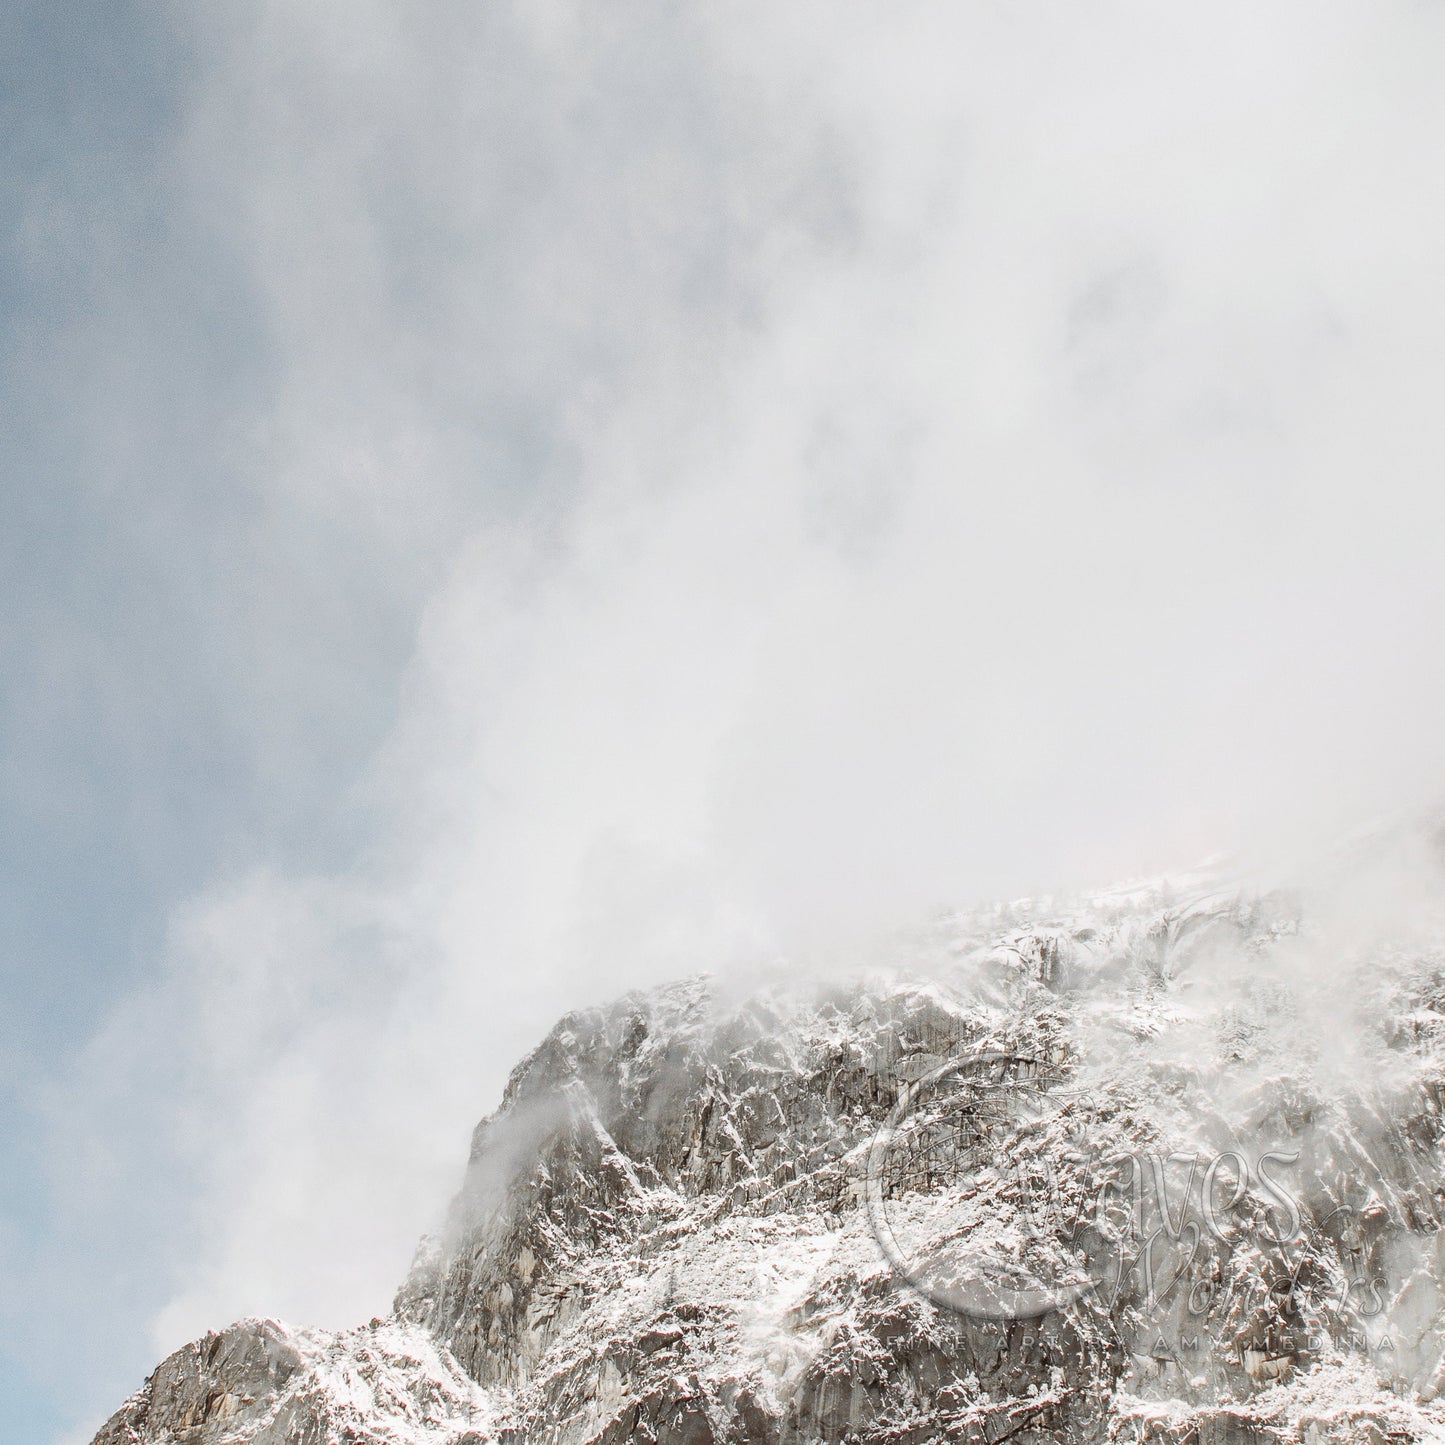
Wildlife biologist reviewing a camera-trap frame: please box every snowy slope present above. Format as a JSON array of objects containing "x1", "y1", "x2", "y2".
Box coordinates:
[
  {"x1": 91, "y1": 1316, "x2": 493, "y2": 1444},
  {"x1": 95, "y1": 837, "x2": 1445, "y2": 1443}
]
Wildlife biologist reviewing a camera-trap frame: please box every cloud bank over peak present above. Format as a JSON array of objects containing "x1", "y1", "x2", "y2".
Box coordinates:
[{"x1": 14, "y1": 3, "x2": 1445, "y2": 1436}]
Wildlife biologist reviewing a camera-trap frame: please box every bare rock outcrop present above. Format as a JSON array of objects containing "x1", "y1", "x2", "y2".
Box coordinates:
[{"x1": 94, "y1": 861, "x2": 1445, "y2": 1443}]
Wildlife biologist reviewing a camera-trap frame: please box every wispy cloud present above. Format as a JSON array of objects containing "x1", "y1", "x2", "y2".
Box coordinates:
[{"x1": 15, "y1": 2, "x2": 1445, "y2": 1437}]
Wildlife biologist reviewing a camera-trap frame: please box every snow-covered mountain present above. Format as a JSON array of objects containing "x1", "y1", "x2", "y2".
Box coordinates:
[{"x1": 94, "y1": 839, "x2": 1445, "y2": 1443}]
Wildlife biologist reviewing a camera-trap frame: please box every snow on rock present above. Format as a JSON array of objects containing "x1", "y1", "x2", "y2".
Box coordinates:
[
  {"x1": 94, "y1": 840, "x2": 1445, "y2": 1442},
  {"x1": 91, "y1": 1317, "x2": 494, "y2": 1445}
]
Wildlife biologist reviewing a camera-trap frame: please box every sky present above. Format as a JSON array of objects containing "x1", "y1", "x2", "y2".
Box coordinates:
[{"x1": 3, "y1": 2, "x2": 1445, "y2": 1439}]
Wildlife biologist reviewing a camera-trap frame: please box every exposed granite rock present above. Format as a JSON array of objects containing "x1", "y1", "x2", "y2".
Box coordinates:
[
  {"x1": 91, "y1": 1317, "x2": 493, "y2": 1445},
  {"x1": 93, "y1": 863, "x2": 1445, "y2": 1443}
]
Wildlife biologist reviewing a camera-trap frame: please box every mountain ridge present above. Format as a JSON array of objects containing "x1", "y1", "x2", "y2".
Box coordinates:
[{"x1": 94, "y1": 854, "x2": 1445, "y2": 1443}]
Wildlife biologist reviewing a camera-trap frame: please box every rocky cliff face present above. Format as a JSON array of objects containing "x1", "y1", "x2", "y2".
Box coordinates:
[{"x1": 94, "y1": 850, "x2": 1445, "y2": 1443}]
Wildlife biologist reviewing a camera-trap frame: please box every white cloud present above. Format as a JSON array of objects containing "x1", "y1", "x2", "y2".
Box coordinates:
[{"x1": 39, "y1": 0, "x2": 1445, "y2": 1430}]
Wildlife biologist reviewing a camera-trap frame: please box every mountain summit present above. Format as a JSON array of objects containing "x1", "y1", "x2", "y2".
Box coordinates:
[{"x1": 94, "y1": 853, "x2": 1445, "y2": 1443}]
